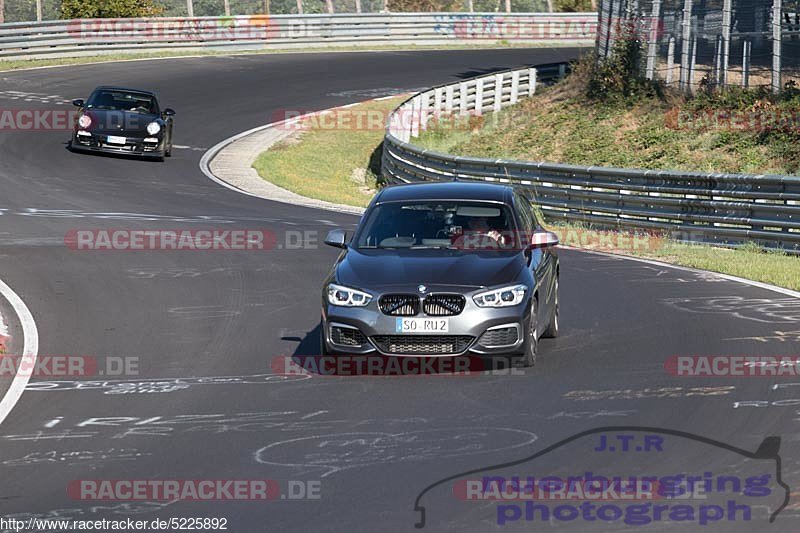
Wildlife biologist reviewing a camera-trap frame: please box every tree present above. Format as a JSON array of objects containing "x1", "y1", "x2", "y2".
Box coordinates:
[{"x1": 60, "y1": 0, "x2": 163, "y2": 18}]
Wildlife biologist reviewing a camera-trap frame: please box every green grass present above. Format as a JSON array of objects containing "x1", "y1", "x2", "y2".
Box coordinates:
[
  {"x1": 252, "y1": 97, "x2": 403, "y2": 207},
  {"x1": 549, "y1": 223, "x2": 800, "y2": 291},
  {"x1": 416, "y1": 72, "x2": 800, "y2": 175}
]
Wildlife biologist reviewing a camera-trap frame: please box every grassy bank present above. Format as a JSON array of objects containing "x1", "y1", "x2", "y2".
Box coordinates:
[
  {"x1": 416, "y1": 64, "x2": 800, "y2": 175},
  {"x1": 250, "y1": 90, "x2": 799, "y2": 292},
  {"x1": 252, "y1": 96, "x2": 404, "y2": 207}
]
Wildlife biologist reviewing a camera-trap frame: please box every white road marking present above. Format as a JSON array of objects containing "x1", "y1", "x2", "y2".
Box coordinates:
[
  {"x1": 0, "y1": 277, "x2": 39, "y2": 426},
  {"x1": 561, "y1": 245, "x2": 800, "y2": 300}
]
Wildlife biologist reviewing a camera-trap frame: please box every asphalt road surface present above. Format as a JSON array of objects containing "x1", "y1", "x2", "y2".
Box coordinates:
[{"x1": 0, "y1": 48, "x2": 798, "y2": 532}]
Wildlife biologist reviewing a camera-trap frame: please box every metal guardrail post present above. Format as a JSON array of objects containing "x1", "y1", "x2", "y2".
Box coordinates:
[
  {"x1": 679, "y1": 0, "x2": 693, "y2": 91},
  {"x1": 510, "y1": 70, "x2": 520, "y2": 104},
  {"x1": 720, "y1": 0, "x2": 731, "y2": 87},
  {"x1": 645, "y1": 0, "x2": 661, "y2": 80},
  {"x1": 772, "y1": 0, "x2": 783, "y2": 93},
  {"x1": 474, "y1": 78, "x2": 484, "y2": 116},
  {"x1": 458, "y1": 81, "x2": 468, "y2": 115},
  {"x1": 493, "y1": 73, "x2": 503, "y2": 112},
  {"x1": 528, "y1": 68, "x2": 537, "y2": 96}
]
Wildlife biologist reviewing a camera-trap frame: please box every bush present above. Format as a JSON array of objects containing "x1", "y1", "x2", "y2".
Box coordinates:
[
  {"x1": 587, "y1": 17, "x2": 661, "y2": 102},
  {"x1": 60, "y1": 0, "x2": 163, "y2": 18}
]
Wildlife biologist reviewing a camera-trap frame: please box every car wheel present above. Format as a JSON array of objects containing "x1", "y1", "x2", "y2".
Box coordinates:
[
  {"x1": 542, "y1": 277, "x2": 559, "y2": 338},
  {"x1": 165, "y1": 141, "x2": 172, "y2": 157},
  {"x1": 519, "y1": 297, "x2": 538, "y2": 367}
]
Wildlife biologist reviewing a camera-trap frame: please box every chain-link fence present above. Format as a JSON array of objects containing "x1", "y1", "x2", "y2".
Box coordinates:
[
  {"x1": 598, "y1": 0, "x2": 800, "y2": 92},
  {"x1": 1, "y1": 0, "x2": 586, "y2": 23}
]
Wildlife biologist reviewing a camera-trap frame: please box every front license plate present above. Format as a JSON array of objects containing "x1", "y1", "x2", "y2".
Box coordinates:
[
  {"x1": 107, "y1": 135, "x2": 126, "y2": 145},
  {"x1": 395, "y1": 318, "x2": 449, "y2": 333}
]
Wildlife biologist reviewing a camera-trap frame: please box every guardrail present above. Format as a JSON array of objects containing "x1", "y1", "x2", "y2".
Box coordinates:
[
  {"x1": 382, "y1": 64, "x2": 800, "y2": 251},
  {"x1": 0, "y1": 13, "x2": 596, "y2": 60}
]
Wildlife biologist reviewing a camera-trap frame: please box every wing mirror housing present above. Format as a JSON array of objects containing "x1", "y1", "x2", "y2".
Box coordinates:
[
  {"x1": 163, "y1": 108, "x2": 176, "y2": 116},
  {"x1": 72, "y1": 99, "x2": 84, "y2": 107},
  {"x1": 529, "y1": 230, "x2": 559, "y2": 249},
  {"x1": 324, "y1": 229, "x2": 348, "y2": 249}
]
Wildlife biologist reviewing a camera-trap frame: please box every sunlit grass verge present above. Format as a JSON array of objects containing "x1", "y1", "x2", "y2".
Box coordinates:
[
  {"x1": 251, "y1": 96, "x2": 799, "y2": 291},
  {"x1": 547, "y1": 222, "x2": 799, "y2": 291},
  {"x1": 252, "y1": 96, "x2": 404, "y2": 207}
]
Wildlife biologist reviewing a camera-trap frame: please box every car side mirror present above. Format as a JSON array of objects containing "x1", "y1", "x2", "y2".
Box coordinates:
[
  {"x1": 72, "y1": 99, "x2": 84, "y2": 107},
  {"x1": 529, "y1": 230, "x2": 559, "y2": 249},
  {"x1": 324, "y1": 229, "x2": 348, "y2": 249},
  {"x1": 163, "y1": 108, "x2": 176, "y2": 116}
]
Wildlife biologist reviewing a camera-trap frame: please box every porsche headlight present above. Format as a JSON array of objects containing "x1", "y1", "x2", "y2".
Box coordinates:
[
  {"x1": 473, "y1": 284, "x2": 527, "y2": 308},
  {"x1": 77, "y1": 114, "x2": 91, "y2": 129},
  {"x1": 146, "y1": 121, "x2": 161, "y2": 135},
  {"x1": 326, "y1": 284, "x2": 372, "y2": 307}
]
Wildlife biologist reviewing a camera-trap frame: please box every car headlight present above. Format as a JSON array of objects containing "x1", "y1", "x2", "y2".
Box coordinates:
[
  {"x1": 473, "y1": 284, "x2": 527, "y2": 308},
  {"x1": 146, "y1": 121, "x2": 161, "y2": 135},
  {"x1": 77, "y1": 114, "x2": 91, "y2": 129},
  {"x1": 326, "y1": 284, "x2": 372, "y2": 307}
]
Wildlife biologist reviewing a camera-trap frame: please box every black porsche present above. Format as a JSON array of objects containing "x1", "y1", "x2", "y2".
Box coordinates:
[{"x1": 69, "y1": 86, "x2": 175, "y2": 160}]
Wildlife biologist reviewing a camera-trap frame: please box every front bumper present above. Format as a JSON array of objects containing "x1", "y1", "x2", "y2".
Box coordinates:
[
  {"x1": 71, "y1": 131, "x2": 165, "y2": 157},
  {"x1": 322, "y1": 292, "x2": 529, "y2": 356}
]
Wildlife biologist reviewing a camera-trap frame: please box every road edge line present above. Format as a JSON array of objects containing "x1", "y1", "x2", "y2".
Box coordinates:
[
  {"x1": 559, "y1": 245, "x2": 800, "y2": 300},
  {"x1": 0, "y1": 278, "x2": 39, "y2": 426}
]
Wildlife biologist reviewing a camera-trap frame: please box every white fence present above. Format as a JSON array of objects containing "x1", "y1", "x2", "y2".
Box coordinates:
[{"x1": 0, "y1": 13, "x2": 597, "y2": 59}]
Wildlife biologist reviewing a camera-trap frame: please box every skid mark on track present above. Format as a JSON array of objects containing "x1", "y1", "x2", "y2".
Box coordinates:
[
  {"x1": 25, "y1": 373, "x2": 311, "y2": 395},
  {"x1": 725, "y1": 330, "x2": 800, "y2": 343},
  {"x1": 661, "y1": 296, "x2": 800, "y2": 323},
  {"x1": 167, "y1": 305, "x2": 241, "y2": 320},
  {"x1": 564, "y1": 386, "x2": 736, "y2": 401},
  {"x1": 0, "y1": 410, "x2": 628, "y2": 444},
  {"x1": 2, "y1": 447, "x2": 150, "y2": 467},
  {"x1": 253, "y1": 427, "x2": 538, "y2": 478},
  {"x1": 0, "y1": 90, "x2": 69, "y2": 104}
]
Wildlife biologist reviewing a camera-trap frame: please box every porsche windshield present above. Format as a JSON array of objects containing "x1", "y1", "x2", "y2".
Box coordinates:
[
  {"x1": 355, "y1": 201, "x2": 518, "y2": 250},
  {"x1": 86, "y1": 90, "x2": 158, "y2": 114}
]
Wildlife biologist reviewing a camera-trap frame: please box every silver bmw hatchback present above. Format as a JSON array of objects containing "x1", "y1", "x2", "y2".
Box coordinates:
[{"x1": 321, "y1": 181, "x2": 559, "y2": 367}]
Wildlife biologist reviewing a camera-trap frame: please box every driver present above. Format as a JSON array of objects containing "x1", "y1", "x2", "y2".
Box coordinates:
[{"x1": 451, "y1": 216, "x2": 507, "y2": 248}]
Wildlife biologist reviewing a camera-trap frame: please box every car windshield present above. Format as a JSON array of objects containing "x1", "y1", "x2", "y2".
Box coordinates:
[
  {"x1": 86, "y1": 90, "x2": 158, "y2": 114},
  {"x1": 355, "y1": 201, "x2": 518, "y2": 250}
]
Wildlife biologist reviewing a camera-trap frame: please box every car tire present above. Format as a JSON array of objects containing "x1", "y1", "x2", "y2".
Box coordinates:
[
  {"x1": 165, "y1": 142, "x2": 172, "y2": 157},
  {"x1": 519, "y1": 297, "x2": 538, "y2": 367},
  {"x1": 542, "y1": 277, "x2": 559, "y2": 339}
]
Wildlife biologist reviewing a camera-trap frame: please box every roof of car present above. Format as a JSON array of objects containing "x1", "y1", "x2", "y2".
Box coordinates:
[
  {"x1": 92, "y1": 86, "x2": 156, "y2": 96},
  {"x1": 375, "y1": 181, "x2": 514, "y2": 204}
]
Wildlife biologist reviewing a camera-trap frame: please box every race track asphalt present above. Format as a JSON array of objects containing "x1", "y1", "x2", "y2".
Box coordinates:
[{"x1": 0, "y1": 47, "x2": 798, "y2": 532}]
